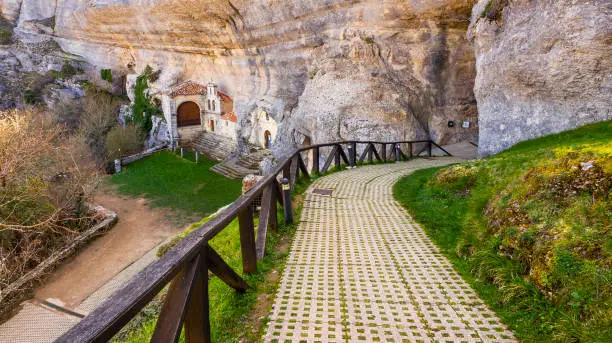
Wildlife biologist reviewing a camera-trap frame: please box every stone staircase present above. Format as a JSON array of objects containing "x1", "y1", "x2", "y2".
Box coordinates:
[
  {"x1": 190, "y1": 131, "x2": 237, "y2": 161},
  {"x1": 211, "y1": 149, "x2": 272, "y2": 180}
]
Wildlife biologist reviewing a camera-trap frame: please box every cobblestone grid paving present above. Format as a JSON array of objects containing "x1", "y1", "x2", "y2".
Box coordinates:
[{"x1": 263, "y1": 159, "x2": 516, "y2": 343}]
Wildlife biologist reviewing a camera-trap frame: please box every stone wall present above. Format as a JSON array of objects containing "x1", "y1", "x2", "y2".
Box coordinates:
[{"x1": 469, "y1": 0, "x2": 612, "y2": 157}]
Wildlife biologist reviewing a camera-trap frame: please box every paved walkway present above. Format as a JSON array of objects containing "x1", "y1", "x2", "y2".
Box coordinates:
[{"x1": 263, "y1": 159, "x2": 516, "y2": 343}]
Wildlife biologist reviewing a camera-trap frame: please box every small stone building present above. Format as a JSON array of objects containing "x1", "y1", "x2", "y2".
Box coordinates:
[
  {"x1": 161, "y1": 80, "x2": 237, "y2": 145},
  {"x1": 248, "y1": 109, "x2": 278, "y2": 149}
]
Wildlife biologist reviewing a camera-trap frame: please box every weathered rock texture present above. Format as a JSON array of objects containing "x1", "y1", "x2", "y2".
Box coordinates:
[
  {"x1": 2, "y1": 0, "x2": 480, "y2": 157},
  {"x1": 469, "y1": 0, "x2": 612, "y2": 157}
]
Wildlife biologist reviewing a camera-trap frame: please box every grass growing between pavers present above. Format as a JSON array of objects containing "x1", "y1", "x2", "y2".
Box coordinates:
[
  {"x1": 393, "y1": 121, "x2": 611, "y2": 342},
  {"x1": 110, "y1": 151, "x2": 242, "y2": 217},
  {"x1": 113, "y1": 175, "x2": 313, "y2": 343}
]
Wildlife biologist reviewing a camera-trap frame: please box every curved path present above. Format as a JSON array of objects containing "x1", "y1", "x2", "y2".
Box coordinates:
[{"x1": 264, "y1": 159, "x2": 516, "y2": 343}]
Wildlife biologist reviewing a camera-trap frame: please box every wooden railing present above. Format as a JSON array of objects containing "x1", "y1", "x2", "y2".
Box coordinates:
[{"x1": 56, "y1": 140, "x2": 451, "y2": 343}]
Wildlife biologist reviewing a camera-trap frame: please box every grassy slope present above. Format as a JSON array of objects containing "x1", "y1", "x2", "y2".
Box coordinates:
[
  {"x1": 394, "y1": 121, "x2": 611, "y2": 342},
  {"x1": 111, "y1": 151, "x2": 242, "y2": 217}
]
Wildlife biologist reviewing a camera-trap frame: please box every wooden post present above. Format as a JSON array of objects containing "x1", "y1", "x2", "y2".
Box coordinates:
[
  {"x1": 395, "y1": 144, "x2": 401, "y2": 162},
  {"x1": 367, "y1": 143, "x2": 373, "y2": 163},
  {"x1": 312, "y1": 147, "x2": 320, "y2": 174},
  {"x1": 409, "y1": 143, "x2": 413, "y2": 158},
  {"x1": 381, "y1": 144, "x2": 386, "y2": 162},
  {"x1": 334, "y1": 145, "x2": 341, "y2": 169},
  {"x1": 256, "y1": 184, "x2": 277, "y2": 260},
  {"x1": 347, "y1": 143, "x2": 355, "y2": 168},
  {"x1": 184, "y1": 253, "x2": 210, "y2": 343},
  {"x1": 281, "y1": 178, "x2": 293, "y2": 224},
  {"x1": 238, "y1": 205, "x2": 257, "y2": 273},
  {"x1": 428, "y1": 141, "x2": 432, "y2": 157},
  {"x1": 152, "y1": 255, "x2": 205, "y2": 343},
  {"x1": 283, "y1": 160, "x2": 291, "y2": 181}
]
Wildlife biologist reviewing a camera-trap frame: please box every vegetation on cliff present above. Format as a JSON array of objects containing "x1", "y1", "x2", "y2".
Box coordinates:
[
  {"x1": 394, "y1": 121, "x2": 611, "y2": 342},
  {"x1": 130, "y1": 66, "x2": 161, "y2": 139}
]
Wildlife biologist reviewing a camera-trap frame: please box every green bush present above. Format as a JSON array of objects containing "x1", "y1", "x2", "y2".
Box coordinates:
[
  {"x1": 23, "y1": 89, "x2": 40, "y2": 104},
  {"x1": 104, "y1": 125, "x2": 143, "y2": 160},
  {"x1": 0, "y1": 29, "x2": 11, "y2": 44},
  {"x1": 60, "y1": 62, "x2": 77, "y2": 79},
  {"x1": 101, "y1": 69, "x2": 112, "y2": 83}
]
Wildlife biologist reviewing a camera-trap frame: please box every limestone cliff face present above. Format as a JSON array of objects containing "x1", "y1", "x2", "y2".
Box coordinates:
[
  {"x1": 3, "y1": 0, "x2": 479, "y2": 156},
  {"x1": 469, "y1": 0, "x2": 612, "y2": 157}
]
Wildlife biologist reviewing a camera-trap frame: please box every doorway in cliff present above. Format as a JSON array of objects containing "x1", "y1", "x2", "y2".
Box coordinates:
[{"x1": 264, "y1": 130, "x2": 272, "y2": 149}]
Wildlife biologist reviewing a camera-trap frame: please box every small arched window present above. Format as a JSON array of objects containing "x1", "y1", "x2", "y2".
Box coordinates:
[{"x1": 212, "y1": 101, "x2": 216, "y2": 112}]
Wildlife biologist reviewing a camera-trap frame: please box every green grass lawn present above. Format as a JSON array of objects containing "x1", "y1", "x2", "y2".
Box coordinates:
[
  {"x1": 111, "y1": 151, "x2": 242, "y2": 218},
  {"x1": 394, "y1": 121, "x2": 611, "y2": 342}
]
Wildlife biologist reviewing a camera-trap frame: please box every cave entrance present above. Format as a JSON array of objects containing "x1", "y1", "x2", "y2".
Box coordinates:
[{"x1": 177, "y1": 101, "x2": 201, "y2": 127}]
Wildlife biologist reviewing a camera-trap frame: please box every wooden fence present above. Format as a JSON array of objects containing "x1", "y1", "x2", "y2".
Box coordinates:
[{"x1": 57, "y1": 140, "x2": 451, "y2": 343}]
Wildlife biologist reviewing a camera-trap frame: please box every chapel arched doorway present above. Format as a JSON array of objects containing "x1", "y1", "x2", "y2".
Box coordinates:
[
  {"x1": 264, "y1": 130, "x2": 272, "y2": 149},
  {"x1": 177, "y1": 101, "x2": 201, "y2": 127}
]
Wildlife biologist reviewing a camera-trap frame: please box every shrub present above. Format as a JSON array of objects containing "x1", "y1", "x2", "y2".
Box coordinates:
[
  {"x1": 60, "y1": 62, "x2": 77, "y2": 79},
  {"x1": 104, "y1": 125, "x2": 143, "y2": 160},
  {"x1": 481, "y1": 0, "x2": 509, "y2": 20},
  {"x1": 52, "y1": 98, "x2": 83, "y2": 132},
  {"x1": 23, "y1": 89, "x2": 40, "y2": 104},
  {"x1": 78, "y1": 88, "x2": 128, "y2": 165},
  {"x1": 23, "y1": 72, "x2": 57, "y2": 104},
  {"x1": 0, "y1": 108, "x2": 97, "y2": 293},
  {"x1": 0, "y1": 29, "x2": 11, "y2": 44},
  {"x1": 100, "y1": 69, "x2": 112, "y2": 83},
  {"x1": 142, "y1": 65, "x2": 161, "y2": 83}
]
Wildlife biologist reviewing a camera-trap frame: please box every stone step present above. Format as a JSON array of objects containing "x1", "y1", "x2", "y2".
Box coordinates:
[
  {"x1": 235, "y1": 150, "x2": 271, "y2": 170},
  {"x1": 191, "y1": 131, "x2": 237, "y2": 161},
  {"x1": 210, "y1": 162, "x2": 257, "y2": 180}
]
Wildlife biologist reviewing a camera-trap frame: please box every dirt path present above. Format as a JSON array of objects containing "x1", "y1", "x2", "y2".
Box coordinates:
[{"x1": 35, "y1": 187, "x2": 188, "y2": 310}]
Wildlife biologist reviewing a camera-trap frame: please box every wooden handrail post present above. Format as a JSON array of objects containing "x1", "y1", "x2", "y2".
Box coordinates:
[
  {"x1": 238, "y1": 205, "x2": 257, "y2": 273},
  {"x1": 428, "y1": 141, "x2": 432, "y2": 157},
  {"x1": 381, "y1": 144, "x2": 386, "y2": 162},
  {"x1": 281, "y1": 178, "x2": 293, "y2": 224},
  {"x1": 409, "y1": 143, "x2": 413, "y2": 158},
  {"x1": 283, "y1": 159, "x2": 291, "y2": 181},
  {"x1": 152, "y1": 254, "x2": 207, "y2": 343},
  {"x1": 312, "y1": 147, "x2": 320, "y2": 174},
  {"x1": 184, "y1": 252, "x2": 211, "y2": 343},
  {"x1": 334, "y1": 144, "x2": 341, "y2": 169},
  {"x1": 367, "y1": 143, "x2": 373, "y2": 163},
  {"x1": 349, "y1": 142, "x2": 356, "y2": 167},
  {"x1": 395, "y1": 144, "x2": 401, "y2": 162}
]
